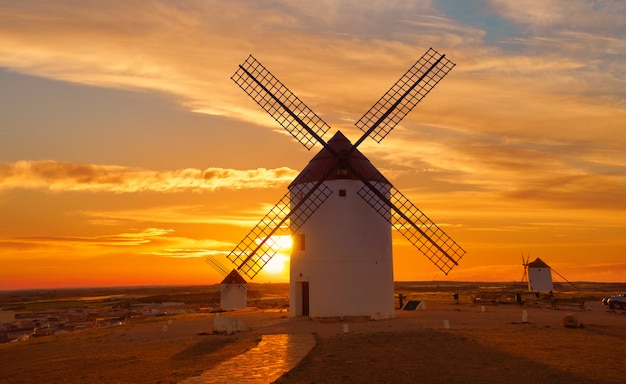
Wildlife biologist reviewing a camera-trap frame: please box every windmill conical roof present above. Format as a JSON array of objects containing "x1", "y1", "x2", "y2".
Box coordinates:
[
  {"x1": 289, "y1": 131, "x2": 390, "y2": 186},
  {"x1": 221, "y1": 269, "x2": 247, "y2": 284},
  {"x1": 528, "y1": 258, "x2": 550, "y2": 268}
]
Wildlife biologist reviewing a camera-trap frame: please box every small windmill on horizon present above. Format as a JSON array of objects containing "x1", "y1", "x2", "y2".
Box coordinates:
[
  {"x1": 208, "y1": 48, "x2": 466, "y2": 319},
  {"x1": 520, "y1": 251, "x2": 579, "y2": 293}
]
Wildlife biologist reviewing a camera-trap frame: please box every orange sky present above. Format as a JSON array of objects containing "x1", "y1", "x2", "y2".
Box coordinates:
[{"x1": 1, "y1": 1, "x2": 625, "y2": 289}]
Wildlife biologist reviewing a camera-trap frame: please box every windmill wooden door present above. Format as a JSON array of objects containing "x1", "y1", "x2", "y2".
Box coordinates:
[{"x1": 299, "y1": 281, "x2": 310, "y2": 316}]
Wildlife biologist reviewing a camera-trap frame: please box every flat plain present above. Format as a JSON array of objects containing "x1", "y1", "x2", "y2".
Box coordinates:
[{"x1": 1, "y1": 282, "x2": 625, "y2": 384}]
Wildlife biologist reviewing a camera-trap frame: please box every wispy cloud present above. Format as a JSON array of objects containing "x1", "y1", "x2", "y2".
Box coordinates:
[
  {"x1": 0, "y1": 227, "x2": 172, "y2": 258},
  {"x1": 148, "y1": 248, "x2": 230, "y2": 259},
  {"x1": 0, "y1": 227, "x2": 235, "y2": 261},
  {"x1": 1, "y1": 1, "x2": 624, "y2": 141},
  {"x1": 0, "y1": 160, "x2": 298, "y2": 193},
  {"x1": 78, "y1": 204, "x2": 273, "y2": 229}
]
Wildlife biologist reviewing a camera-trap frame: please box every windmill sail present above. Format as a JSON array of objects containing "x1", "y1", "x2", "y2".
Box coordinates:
[
  {"x1": 347, "y1": 48, "x2": 463, "y2": 274},
  {"x1": 231, "y1": 55, "x2": 331, "y2": 150},
  {"x1": 357, "y1": 184, "x2": 465, "y2": 275},
  {"x1": 205, "y1": 254, "x2": 232, "y2": 276},
  {"x1": 354, "y1": 48, "x2": 455, "y2": 145},
  {"x1": 226, "y1": 179, "x2": 333, "y2": 279}
]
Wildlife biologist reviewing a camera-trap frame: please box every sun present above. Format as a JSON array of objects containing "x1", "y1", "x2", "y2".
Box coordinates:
[
  {"x1": 262, "y1": 253, "x2": 289, "y2": 274},
  {"x1": 272, "y1": 235, "x2": 293, "y2": 250},
  {"x1": 257, "y1": 235, "x2": 292, "y2": 274}
]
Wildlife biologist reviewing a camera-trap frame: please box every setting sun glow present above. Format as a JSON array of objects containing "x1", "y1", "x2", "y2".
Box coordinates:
[
  {"x1": 271, "y1": 235, "x2": 293, "y2": 251},
  {"x1": 0, "y1": 1, "x2": 625, "y2": 289},
  {"x1": 258, "y1": 235, "x2": 292, "y2": 275}
]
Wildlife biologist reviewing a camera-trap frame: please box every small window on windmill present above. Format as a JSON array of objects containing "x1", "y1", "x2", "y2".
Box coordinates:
[
  {"x1": 338, "y1": 189, "x2": 346, "y2": 197},
  {"x1": 336, "y1": 167, "x2": 348, "y2": 176},
  {"x1": 298, "y1": 234, "x2": 306, "y2": 250}
]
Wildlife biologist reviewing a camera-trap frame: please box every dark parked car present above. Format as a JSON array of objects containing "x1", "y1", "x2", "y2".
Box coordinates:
[{"x1": 602, "y1": 293, "x2": 626, "y2": 309}]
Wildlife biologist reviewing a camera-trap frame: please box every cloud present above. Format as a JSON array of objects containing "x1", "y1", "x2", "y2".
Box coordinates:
[
  {"x1": 0, "y1": 160, "x2": 298, "y2": 193},
  {"x1": 0, "y1": 226, "x2": 237, "y2": 262},
  {"x1": 485, "y1": 0, "x2": 626, "y2": 73},
  {"x1": 1, "y1": 1, "x2": 624, "y2": 144},
  {"x1": 0, "y1": 1, "x2": 478, "y2": 126},
  {"x1": 77, "y1": 204, "x2": 271, "y2": 229},
  {"x1": 488, "y1": 0, "x2": 626, "y2": 31},
  {"x1": 0, "y1": 227, "x2": 173, "y2": 258},
  {"x1": 148, "y1": 248, "x2": 231, "y2": 259},
  {"x1": 504, "y1": 173, "x2": 626, "y2": 210},
  {"x1": 26, "y1": 227, "x2": 172, "y2": 246}
]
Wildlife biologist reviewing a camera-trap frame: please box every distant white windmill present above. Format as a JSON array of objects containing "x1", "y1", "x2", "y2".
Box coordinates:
[
  {"x1": 219, "y1": 269, "x2": 247, "y2": 311},
  {"x1": 526, "y1": 257, "x2": 554, "y2": 293},
  {"x1": 206, "y1": 255, "x2": 261, "y2": 310},
  {"x1": 521, "y1": 252, "x2": 579, "y2": 293}
]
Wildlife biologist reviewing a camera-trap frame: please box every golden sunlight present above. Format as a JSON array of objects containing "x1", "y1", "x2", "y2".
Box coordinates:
[
  {"x1": 253, "y1": 234, "x2": 293, "y2": 251},
  {"x1": 256, "y1": 235, "x2": 292, "y2": 274},
  {"x1": 262, "y1": 253, "x2": 290, "y2": 274},
  {"x1": 272, "y1": 235, "x2": 293, "y2": 250}
]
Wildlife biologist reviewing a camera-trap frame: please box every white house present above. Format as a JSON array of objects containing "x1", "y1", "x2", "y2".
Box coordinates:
[{"x1": 289, "y1": 131, "x2": 395, "y2": 320}]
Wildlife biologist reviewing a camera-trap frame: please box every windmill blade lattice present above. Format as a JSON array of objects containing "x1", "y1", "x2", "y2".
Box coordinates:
[
  {"x1": 227, "y1": 180, "x2": 333, "y2": 279},
  {"x1": 354, "y1": 48, "x2": 455, "y2": 144},
  {"x1": 232, "y1": 55, "x2": 331, "y2": 150},
  {"x1": 205, "y1": 254, "x2": 231, "y2": 276},
  {"x1": 357, "y1": 184, "x2": 465, "y2": 275}
]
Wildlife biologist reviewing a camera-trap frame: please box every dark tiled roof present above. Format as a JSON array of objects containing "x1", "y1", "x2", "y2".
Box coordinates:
[
  {"x1": 528, "y1": 258, "x2": 550, "y2": 268},
  {"x1": 290, "y1": 131, "x2": 390, "y2": 186},
  {"x1": 221, "y1": 269, "x2": 247, "y2": 284}
]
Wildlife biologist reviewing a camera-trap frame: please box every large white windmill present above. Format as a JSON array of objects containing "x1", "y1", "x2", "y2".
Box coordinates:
[{"x1": 223, "y1": 48, "x2": 466, "y2": 320}]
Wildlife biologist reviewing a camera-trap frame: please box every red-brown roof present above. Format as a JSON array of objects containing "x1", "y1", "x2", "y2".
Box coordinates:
[
  {"x1": 221, "y1": 269, "x2": 247, "y2": 284},
  {"x1": 289, "y1": 131, "x2": 390, "y2": 186},
  {"x1": 528, "y1": 258, "x2": 550, "y2": 268}
]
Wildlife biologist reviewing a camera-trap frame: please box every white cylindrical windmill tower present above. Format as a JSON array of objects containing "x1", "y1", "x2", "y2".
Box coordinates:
[
  {"x1": 527, "y1": 258, "x2": 554, "y2": 293},
  {"x1": 288, "y1": 131, "x2": 395, "y2": 320}
]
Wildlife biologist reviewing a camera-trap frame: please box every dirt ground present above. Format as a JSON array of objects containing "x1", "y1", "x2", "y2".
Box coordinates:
[
  {"x1": 276, "y1": 301, "x2": 626, "y2": 384},
  {"x1": 1, "y1": 299, "x2": 625, "y2": 384}
]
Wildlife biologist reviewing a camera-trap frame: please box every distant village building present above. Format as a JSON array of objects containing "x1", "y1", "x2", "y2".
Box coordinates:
[
  {"x1": 220, "y1": 269, "x2": 247, "y2": 310},
  {"x1": 527, "y1": 258, "x2": 554, "y2": 293}
]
